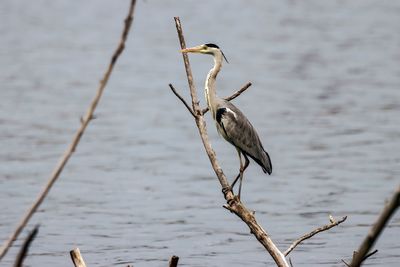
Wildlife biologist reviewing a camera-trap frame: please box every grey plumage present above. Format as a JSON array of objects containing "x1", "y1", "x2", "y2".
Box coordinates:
[
  {"x1": 215, "y1": 100, "x2": 272, "y2": 175},
  {"x1": 181, "y1": 43, "x2": 272, "y2": 198}
]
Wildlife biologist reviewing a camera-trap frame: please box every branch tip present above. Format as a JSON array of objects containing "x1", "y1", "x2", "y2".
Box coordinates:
[
  {"x1": 168, "y1": 84, "x2": 196, "y2": 118},
  {"x1": 284, "y1": 215, "x2": 347, "y2": 256}
]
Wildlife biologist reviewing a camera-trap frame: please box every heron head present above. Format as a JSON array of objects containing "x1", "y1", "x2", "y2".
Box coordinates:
[{"x1": 181, "y1": 43, "x2": 229, "y2": 63}]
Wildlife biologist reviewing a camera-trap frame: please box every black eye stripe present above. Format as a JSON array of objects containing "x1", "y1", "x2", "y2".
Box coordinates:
[
  {"x1": 204, "y1": 43, "x2": 229, "y2": 63},
  {"x1": 205, "y1": 43, "x2": 220, "y2": 49}
]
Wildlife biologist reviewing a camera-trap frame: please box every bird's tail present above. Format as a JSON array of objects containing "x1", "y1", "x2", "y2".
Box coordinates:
[{"x1": 261, "y1": 150, "x2": 272, "y2": 175}]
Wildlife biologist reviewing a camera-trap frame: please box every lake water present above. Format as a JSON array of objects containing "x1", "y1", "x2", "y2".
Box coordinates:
[{"x1": 0, "y1": 0, "x2": 399, "y2": 266}]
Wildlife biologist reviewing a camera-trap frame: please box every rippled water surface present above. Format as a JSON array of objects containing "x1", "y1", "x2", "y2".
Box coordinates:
[{"x1": 1, "y1": 1, "x2": 399, "y2": 266}]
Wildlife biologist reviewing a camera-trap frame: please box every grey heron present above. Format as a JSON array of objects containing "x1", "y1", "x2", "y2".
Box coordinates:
[{"x1": 181, "y1": 43, "x2": 272, "y2": 199}]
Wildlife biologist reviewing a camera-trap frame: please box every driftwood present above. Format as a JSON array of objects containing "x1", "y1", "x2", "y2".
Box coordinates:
[
  {"x1": 70, "y1": 248, "x2": 87, "y2": 267},
  {"x1": 0, "y1": 0, "x2": 137, "y2": 261},
  {"x1": 169, "y1": 17, "x2": 346, "y2": 267}
]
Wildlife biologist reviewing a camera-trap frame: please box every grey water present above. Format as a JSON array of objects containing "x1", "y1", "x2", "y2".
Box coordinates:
[{"x1": 1, "y1": 0, "x2": 399, "y2": 266}]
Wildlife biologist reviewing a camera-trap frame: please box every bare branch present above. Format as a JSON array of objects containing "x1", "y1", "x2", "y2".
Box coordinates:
[
  {"x1": 172, "y1": 17, "x2": 289, "y2": 267},
  {"x1": 13, "y1": 225, "x2": 39, "y2": 267},
  {"x1": 202, "y1": 82, "x2": 252, "y2": 115},
  {"x1": 0, "y1": 0, "x2": 137, "y2": 260},
  {"x1": 173, "y1": 17, "x2": 230, "y2": 190},
  {"x1": 350, "y1": 185, "x2": 399, "y2": 267},
  {"x1": 363, "y1": 249, "x2": 378, "y2": 261},
  {"x1": 70, "y1": 248, "x2": 87, "y2": 267},
  {"x1": 284, "y1": 216, "x2": 347, "y2": 256},
  {"x1": 168, "y1": 255, "x2": 179, "y2": 267},
  {"x1": 224, "y1": 82, "x2": 252, "y2": 102},
  {"x1": 169, "y1": 84, "x2": 196, "y2": 118},
  {"x1": 288, "y1": 257, "x2": 294, "y2": 267}
]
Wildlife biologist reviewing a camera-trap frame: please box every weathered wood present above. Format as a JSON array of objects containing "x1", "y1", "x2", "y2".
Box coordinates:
[{"x1": 70, "y1": 248, "x2": 87, "y2": 267}]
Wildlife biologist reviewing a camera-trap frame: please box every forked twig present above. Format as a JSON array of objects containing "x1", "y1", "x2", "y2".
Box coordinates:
[
  {"x1": 284, "y1": 216, "x2": 347, "y2": 256},
  {"x1": 0, "y1": 0, "x2": 137, "y2": 260}
]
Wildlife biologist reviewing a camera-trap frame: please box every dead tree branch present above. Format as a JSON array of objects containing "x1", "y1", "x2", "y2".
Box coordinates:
[
  {"x1": 13, "y1": 225, "x2": 39, "y2": 267},
  {"x1": 0, "y1": 0, "x2": 137, "y2": 260},
  {"x1": 284, "y1": 216, "x2": 347, "y2": 256},
  {"x1": 170, "y1": 16, "x2": 289, "y2": 267},
  {"x1": 349, "y1": 185, "x2": 400, "y2": 267},
  {"x1": 70, "y1": 248, "x2": 87, "y2": 267}
]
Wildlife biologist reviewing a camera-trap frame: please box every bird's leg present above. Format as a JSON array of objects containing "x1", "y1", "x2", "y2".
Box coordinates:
[
  {"x1": 230, "y1": 150, "x2": 250, "y2": 199},
  {"x1": 237, "y1": 154, "x2": 250, "y2": 199},
  {"x1": 231, "y1": 150, "x2": 243, "y2": 191}
]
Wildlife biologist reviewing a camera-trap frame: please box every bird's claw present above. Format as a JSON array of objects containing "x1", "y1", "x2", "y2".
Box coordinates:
[
  {"x1": 227, "y1": 197, "x2": 235, "y2": 206},
  {"x1": 222, "y1": 186, "x2": 231, "y2": 196}
]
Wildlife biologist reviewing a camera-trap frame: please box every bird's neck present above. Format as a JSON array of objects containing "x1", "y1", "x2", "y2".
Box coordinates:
[{"x1": 205, "y1": 52, "x2": 223, "y2": 118}]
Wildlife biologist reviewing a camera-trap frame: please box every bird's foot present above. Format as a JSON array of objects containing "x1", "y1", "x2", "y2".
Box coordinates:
[
  {"x1": 221, "y1": 186, "x2": 232, "y2": 196},
  {"x1": 227, "y1": 197, "x2": 235, "y2": 206},
  {"x1": 227, "y1": 195, "x2": 241, "y2": 206},
  {"x1": 222, "y1": 186, "x2": 241, "y2": 206}
]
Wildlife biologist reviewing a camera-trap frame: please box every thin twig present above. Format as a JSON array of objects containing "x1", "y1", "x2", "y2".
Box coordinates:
[
  {"x1": 70, "y1": 248, "x2": 87, "y2": 267},
  {"x1": 169, "y1": 84, "x2": 196, "y2": 118},
  {"x1": 0, "y1": 0, "x2": 137, "y2": 260},
  {"x1": 288, "y1": 257, "x2": 294, "y2": 267},
  {"x1": 168, "y1": 255, "x2": 179, "y2": 267},
  {"x1": 202, "y1": 82, "x2": 252, "y2": 115},
  {"x1": 342, "y1": 259, "x2": 351, "y2": 267},
  {"x1": 363, "y1": 249, "x2": 378, "y2": 261},
  {"x1": 13, "y1": 225, "x2": 39, "y2": 267},
  {"x1": 350, "y1": 185, "x2": 399, "y2": 267},
  {"x1": 172, "y1": 17, "x2": 289, "y2": 267},
  {"x1": 284, "y1": 216, "x2": 347, "y2": 256}
]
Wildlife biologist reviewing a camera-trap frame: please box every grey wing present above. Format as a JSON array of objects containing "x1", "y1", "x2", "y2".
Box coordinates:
[{"x1": 216, "y1": 102, "x2": 272, "y2": 174}]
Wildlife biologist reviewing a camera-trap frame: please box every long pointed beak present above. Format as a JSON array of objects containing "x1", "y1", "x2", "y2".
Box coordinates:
[{"x1": 181, "y1": 45, "x2": 203, "y2": 53}]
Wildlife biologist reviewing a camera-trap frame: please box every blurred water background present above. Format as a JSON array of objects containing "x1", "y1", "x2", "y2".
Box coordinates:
[{"x1": 0, "y1": 0, "x2": 399, "y2": 266}]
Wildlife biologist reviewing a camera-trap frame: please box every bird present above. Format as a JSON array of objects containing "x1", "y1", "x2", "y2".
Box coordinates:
[{"x1": 181, "y1": 43, "x2": 272, "y2": 199}]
